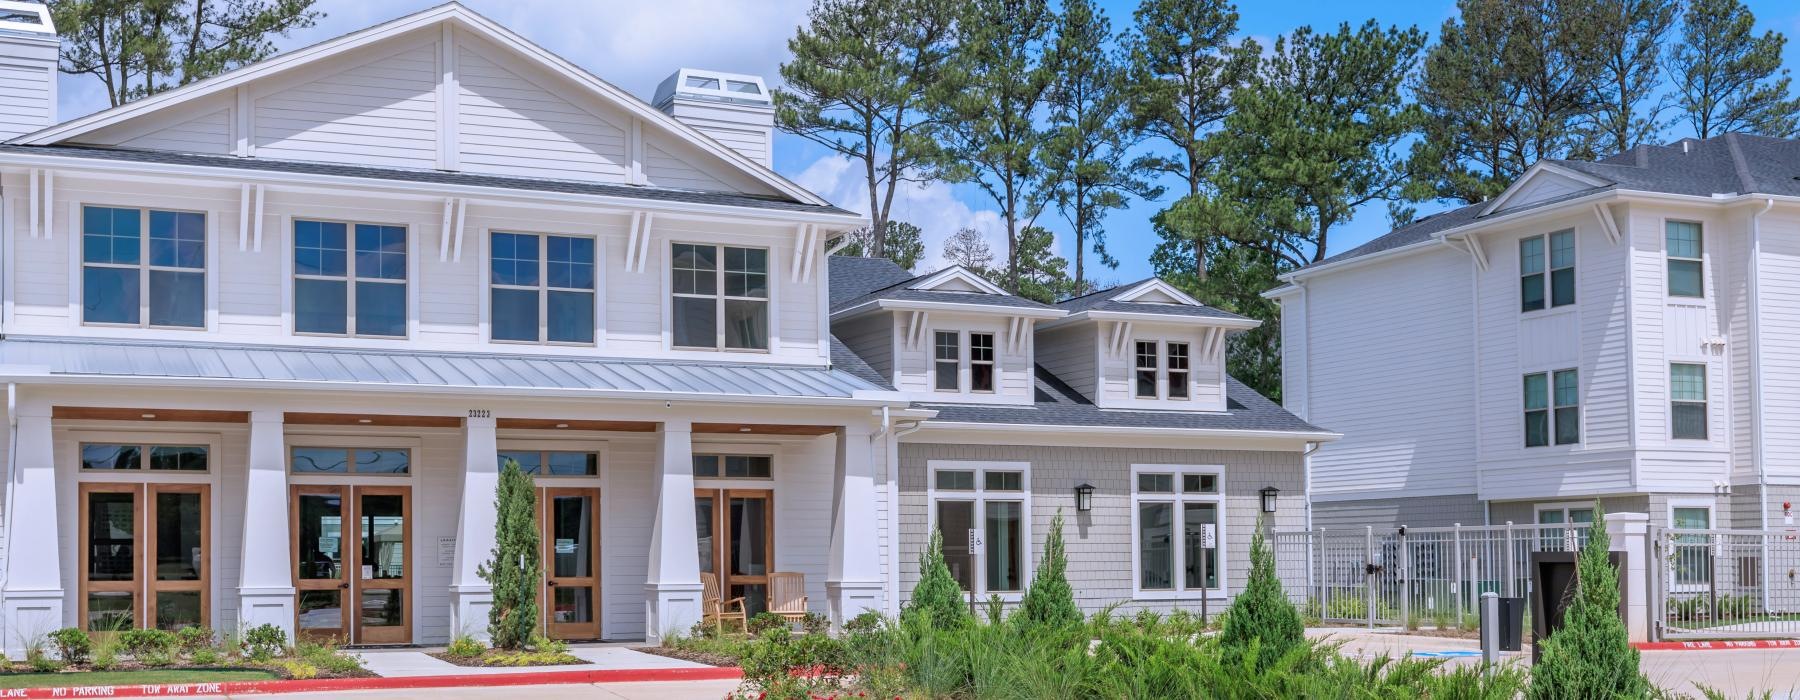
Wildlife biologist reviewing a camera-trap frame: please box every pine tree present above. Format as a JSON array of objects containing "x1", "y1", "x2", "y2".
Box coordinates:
[
  {"x1": 1018, "y1": 510, "x2": 1081, "y2": 627},
  {"x1": 1588, "y1": 0, "x2": 1679, "y2": 155},
  {"x1": 1666, "y1": 0, "x2": 1800, "y2": 139},
  {"x1": 834, "y1": 221, "x2": 926, "y2": 271},
  {"x1": 1220, "y1": 520, "x2": 1303, "y2": 670},
  {"x1": 478, "y1": 459, "x2": 540, "y2": 650},
  {"x1": 1529, "y1": 502, "x2": 1649, "y2": 699},
  {"x1": 902, "y1": 528, "x2": 970, "y2": 631},
  {"x1": 53, "y1": 0, "x2": 320, "y2": 107},
  {"x1": 942, "y1": 227, "x2": 996, "y2": 272},
  {"x1": 1002, "y1": 226, "x2": 1075, "y2": 304}
]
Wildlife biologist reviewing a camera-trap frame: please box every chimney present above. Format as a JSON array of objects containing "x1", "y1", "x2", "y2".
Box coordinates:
[
  {"x1": 0, "y1": 0, "x2": 56, "y2": 141},
  {"x1": 653, "y1": 69, "x2": 774, "y2": 167}
]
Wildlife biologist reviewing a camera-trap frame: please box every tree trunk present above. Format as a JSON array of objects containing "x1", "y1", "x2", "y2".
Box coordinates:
[
  {"x1": 865, "y1": 150, "x2": 884, "y2": 258},
  {"x1": 1188, "y1": 173, "x2": 1206, "y2": 281}
]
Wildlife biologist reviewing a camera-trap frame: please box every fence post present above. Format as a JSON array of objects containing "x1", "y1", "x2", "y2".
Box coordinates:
[
  {"x1": 1453, "y1": 523, "x2": 1464, "y2": 628},
  {"x1": 1365, "y1": 526, "x2": 1376, "y2": 629},
  {"x1": 1316, "y1": 528, "x2": 1327, "y2": 620},
  {"x1": 1504, "y1": 521, "x2": 1517, "y2": 599},
  {"x1": 1399, "y1": 526, "x2": 1410, "y2": 629}
]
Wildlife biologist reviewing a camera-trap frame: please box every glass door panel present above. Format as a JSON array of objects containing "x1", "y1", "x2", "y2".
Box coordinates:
[
  {"x1": 81, "y1": 485, "x2": 140, "y2": 633},
  {"x1": 355, "y1": 488, "x2": 410, "y2": 645},
  {"x1": 936, "y1": 501, "x2": 975, "y2": 591},
  {"x1": 149, "y1": 485, "x2": 208, "y2": 630},
  {"x1": 541, "y1": 488, "x2": 600, "y2": 639},
  {"x1": 293, "y1": 486, "x2": 349, "y2": 643},
  {"x1": 1182, "y1": 503, "x2": 1217, "y2": 590},
  {"x1": 696, "y1": 489, "x2": 774, "y2": 617}
]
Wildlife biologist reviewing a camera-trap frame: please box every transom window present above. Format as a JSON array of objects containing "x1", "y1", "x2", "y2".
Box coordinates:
[
  {"x1": 692, "y1": 454, "x2": 772, "y2": 479},
  {"x1": 1135, "y1": 340, "x2": 1192, "y2": 400},
  {"x1": 497, "y1": 451, "x2": 599, "y2": 476},
  {"x1": 289, "y1": 447, "x2": 410, "y2": 474},
  {"x1": 1521, "y1": 230, "x2": 1575, "y2": 312},
  {"x1": 1666, "y1": 221, "x2": 1703, "y2": 298},
  {"x1": 1133, "y1": 465, "x2": 1223, "y2": 596},
  {"x1": 490, "y1": 232, "x2": 596, "y2": 344},
  {"x1": 294, "y1": 220, "x2": 407, "y2": 337},
  {"x1": 80, "y1": 443, "x2": 209, "y2": 471},
  {"x1": 1524, "y1": 369, "x2": 1579, "y2": 447},
  {"x1": 672, "y1": 243, "x2": 769, "y2": 351},
  {"x1": 929, "y1": 463, "x2": 1029, "y2": 596},
  {"x1": 82, "y1": 206, "x2": 206, "y2": 328},
  {"x1": 1671, "y1": 363, "x2": 1708, "y2": 440}
]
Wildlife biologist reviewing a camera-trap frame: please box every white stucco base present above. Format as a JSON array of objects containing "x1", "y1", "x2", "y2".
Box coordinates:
[{"x1": 643, "y1": 582, "x2": 703, "y2": 644}]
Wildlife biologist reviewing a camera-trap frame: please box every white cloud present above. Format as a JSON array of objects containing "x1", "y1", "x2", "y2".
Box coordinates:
[{"x1": 791, "y1": 155, "x2": 1008, "y2": 273}]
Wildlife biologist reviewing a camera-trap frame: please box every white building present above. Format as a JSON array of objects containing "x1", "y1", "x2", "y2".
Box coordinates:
[
  {"x1": 0, "y1": 1, "x2": 1330, "y2": 650},
  {"x1": 1273, "y1": 132, "x2": 1800, "y2": 536}
]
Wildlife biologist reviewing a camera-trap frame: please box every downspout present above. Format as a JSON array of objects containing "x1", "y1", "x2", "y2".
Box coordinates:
[
  {"x1": 886, "y1": 416, "x2": 927, "y2": 616},
  {"x1": 1, "y1": 383, "x2": 15, "y2": 609},
  {"x1": 1751, "y1": 198, "x2": 1774, "y2": 534}
]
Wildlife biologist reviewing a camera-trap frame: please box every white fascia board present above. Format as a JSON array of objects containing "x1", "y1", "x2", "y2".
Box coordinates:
[
  {"x1": 1260, "y1": 283, "x2": 1302, "y2": 300},
  {"x1": 1478, "y1": 162, "x2": 1613, "y2": 217},
  {"x1": 1038, "y1": 309, "x2": 1258, "y2": 331},
  {"x1": 830, "y1": 298, "x2": 1066, "y2": 322},
  {"x1": 0, "y1": 150, "x2": 867, "y2": 227},
  {"x1": 907, "y1": 422, "x2": 1340, "y2": 450},
  {"x1": 908, "y1": 266, "x2": 1011, "y2": 295},
  {"x1": 0, "y1": 372, "x2": 915, "y2": 408},
  {"x1": 1112, "y1": 278, "x2": 1204, "y2": 306}
]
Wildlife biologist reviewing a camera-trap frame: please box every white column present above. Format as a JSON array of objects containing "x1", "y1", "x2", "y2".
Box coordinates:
[
  {"x1": 237, "y1": 410, "x2": 295, "y2": 637},
  {"x1": 827, "y1": 423, "x2": 883, "y2": 627},
  {"x1": 3, "y1": 400, "x2": 63, "y2": 651},
  {"x1": 449, "y1": 410, "x2": 498, "y2": 641},
  {"x1": 1605, "y1": 511, "x2": 1651, "y2": 642},
  {"x1": 644, "y1": 418, "x2": 701, "y2": 643}
]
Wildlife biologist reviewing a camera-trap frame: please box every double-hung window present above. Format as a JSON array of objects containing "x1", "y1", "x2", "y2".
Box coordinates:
[
  {"x1": 1167, "y1": 343, "x2": 1190, "y2": 399},
  {"x1": 1133, "y1": 466, "x2": 1223, "y2": 596},
  {"x1": 1524, "y1": 369, "x2": 1579, "y2": 447},
  {"x1": 1671, "y1": 363, "x2": 1708, "y2": 440},
  {"x1": 932, "y1": 331, "x2": 996, "y2": 393},
  {"x1": 1521, "y1": 230, "x2": 1575, "y2": 312},
  {"x1": 969, "y1": 333, "x2": 995, "y2": 392},
  {"x1": 490, "y1": 232, "x2": 596, "y2": 343},
  {"x1": 82, "y1": 206, "x2": 206, "y2": 328},
  {"x1": 1667, "y1": 221, "x2": 1704, "y2": 298},
  {"x1": 934, "y1": 332, "x2": 959, "y2": 391},
  {"x1": 1135, "y1": 341, "x2": 1158, "y2": 398},
  {"x1": 294, "y1": 220, "x2": 407, "y2": 337},
  {"x1": 929, "y1": 463, "x2": 1028, "y2": 595},
  {"x1": 1134, "y1": 340, "x2": 1191, "y2": 400},
  {"x1": 672, "y1": 244, "x2": 768, "y2": 350}
]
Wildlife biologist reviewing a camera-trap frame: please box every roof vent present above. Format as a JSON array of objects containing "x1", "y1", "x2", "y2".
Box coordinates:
[{"x1": 653, "y1": 69, "x2": 776, "y2": 167}]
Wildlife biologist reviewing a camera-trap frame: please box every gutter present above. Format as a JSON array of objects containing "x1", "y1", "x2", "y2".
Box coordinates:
[
  {"x1": 830, "y1": 297, "x2": 1067, "y2": 322},
  {"x1": 910, "y1": 420, "x2": 1341, "y2": 442}
]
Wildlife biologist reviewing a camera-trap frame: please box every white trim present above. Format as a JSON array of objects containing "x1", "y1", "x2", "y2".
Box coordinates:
[
  {"x1": 1112, "y1": 279, "x2": 1204, "y2": 307},
  {"x1": 1129, "y1": 463, "x2": 1228, "y2": 602},
  {"x1": 925, "y1": 460, "x2": 1032, "y2": 600},
  {"x1": 907, "y1": 267, "x2": 1010, "y2": 296},
  {"x1": 1480, "y1": 162, "x2": 1613, "y2": 217},
  {"x1": 831, "y1": 297, "x2": 1066, "y2": 322},
  {"x1": 1038, "y1": 309, "x2": 1256, "y2": 332},
  {"x1": 1665, "y1": 497, "x2": 1716, "y2": 593}
]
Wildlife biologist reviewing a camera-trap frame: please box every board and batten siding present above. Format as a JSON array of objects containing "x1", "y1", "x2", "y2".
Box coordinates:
[
  {"x1": 1299, "y1": 245, "x2": 1477, "y2": 501},
  {"x1": 894, "y1": 443, "x2": 1305, "y2": 614}
]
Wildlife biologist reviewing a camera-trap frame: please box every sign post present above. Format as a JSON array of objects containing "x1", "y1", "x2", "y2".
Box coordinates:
[
  {"x1": 967, "y1": 528, "x2": 984, "y2": 617},
  {"x1": 1201, "y1": 523, "x2": 1216, "y2": 624}
]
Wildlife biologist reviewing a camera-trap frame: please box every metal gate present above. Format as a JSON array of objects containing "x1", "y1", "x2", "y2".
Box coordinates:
[
  {"x1": 1654, "y1": 527, "x2": 1800, "y2": 640},
  {"x1": 1273, "y1": 522, "x2": 1590, "y2": 630}
]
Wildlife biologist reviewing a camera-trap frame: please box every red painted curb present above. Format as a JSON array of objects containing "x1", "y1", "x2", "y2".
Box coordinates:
[
  {"x1": 1635, "y1": 639, "x2": 1800, "y2": 651},
  {"x1": 0, "y1": 666, "x2": 743, "y2": 698}
]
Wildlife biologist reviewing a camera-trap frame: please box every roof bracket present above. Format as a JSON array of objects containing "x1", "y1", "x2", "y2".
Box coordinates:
[
  {"x1": 906, "y1": 310, "x2": 930, "y2": 351},
  {"x1": 790, "y1": 223, "x2": 815, "y2": 283},
  {"x1": 624, "y1": 211, "x2": 654, "y2": 273},
  {"x1": 450, "y1": 198, "x2": 468, "y2": 262},
  {"x1": 438, "y1": 197, "x2": 455, "y2": 261},
  {"x1": 1593, "y1": 202, "x2": 1621, "y2": 245},
  {"x1": 1452, "y1": 235, "x2": 1489, "y2": 272},
  {"x1": 27, "y1": 168, "x2": 38, "y2": 239},
  {"x1": 239, "y1": 184, "x2": 253, "y2": 251},
  {"x1": 251, "y1": 184, "x2": 265, "y2": 252}
]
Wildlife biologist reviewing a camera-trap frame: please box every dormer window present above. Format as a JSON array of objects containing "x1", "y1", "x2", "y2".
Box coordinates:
[
  {"x1": 1167, "y1": 343, "x2": 1190, "y2": 400},
  {"x1": 934, "y1": 330, "x2": 995, "y2": 393},
  {"x1": 1134, "y1": 340, "x2": 1190, "y2": 400},
  {"x1": 935, "y1": 332, "x2": 959, "y2": 391},
  {"x1": 970, "y1": 333, "x2": 995, "y2": 392},
  {"x1": 1135, "y1": 342, "x2": 1158, "y2": 398}
]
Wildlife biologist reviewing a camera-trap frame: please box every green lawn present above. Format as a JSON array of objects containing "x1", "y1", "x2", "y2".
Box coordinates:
[{"x1": 0, "y1": 668, "x2": 278, "y2": 689}]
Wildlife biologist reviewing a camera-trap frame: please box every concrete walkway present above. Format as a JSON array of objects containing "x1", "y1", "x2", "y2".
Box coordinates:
[
  {"x1": 353, "y1": 643, "x2": 710, "y2": 678},
  {"x1": 233, "y1": 680, "x2": 739, "y2": 699}
]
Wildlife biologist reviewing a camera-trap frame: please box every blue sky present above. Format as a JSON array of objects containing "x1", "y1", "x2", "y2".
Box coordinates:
[{"x1": 51, "y1": 0, "x2": 1800, "y2": 285}]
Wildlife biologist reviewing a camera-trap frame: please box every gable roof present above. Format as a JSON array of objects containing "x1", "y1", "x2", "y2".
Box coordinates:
[
  {"x1": 827, "y1": 256, "x2": 919, "y2": 306},
  {"x1": 919, "y1": 366, "x2": 1333, "y2": 436},
  {"x1": 826, "y1": 257, "x2": 1059, "y2": 317},
  {"x1": 1290, "y1": 133, "x2": 1800, "y2": 277},
  {"x1": 11, "y1": 2, "x2": 826, "y2": 206},
  {"x1": 1054, "y1": 279, "x2": 1251, "y2": 322}
]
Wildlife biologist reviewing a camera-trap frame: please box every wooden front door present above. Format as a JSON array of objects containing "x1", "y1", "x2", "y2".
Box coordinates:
[
  {"x1": 292, "y1": 485, "x2": 411, "y2": 644},
  {"x1": 79, "y1": 483, "x2": 210, "y2": 633},
  {"x1": 695, "y1": 489, "x2": 774, "y2": 616},
  {"x1": 539, "y1": 487, "x2": 601, "y2": 640}
]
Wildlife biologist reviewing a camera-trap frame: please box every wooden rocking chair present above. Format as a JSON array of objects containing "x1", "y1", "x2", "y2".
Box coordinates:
[
  {"x1": 768, "y1": 571, "x2": 809, "y2": 624},
  {"x1": 701, "y1": 572, "x2": 747, "y2": 633}
]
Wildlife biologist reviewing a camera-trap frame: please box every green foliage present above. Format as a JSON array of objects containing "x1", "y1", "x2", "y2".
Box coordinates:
[
  {"x1": 902, "y1": 527, "x2": 971, "y2": 631},
  {"x1": 1018, "y1": 510, "x2": 1082, "y2": 628},
  {"x1": 294, "y1": 640, "x2": 364, "y2": 674},
  {"x1": 91, "y1": 633, "x2": 121, "y2": 671},
  {"x1": 120, "y1": 628, "x2": 177, "y2": 657},
  {"x1": 1220, "y1": 523, "x2": 1305, "y2": 670},
  {"x1": 747, "y1": 612, "x2": 787, "y2": 635},
  {"x1": 241, "y1": 623, "x2": 287, "y2": 661},
  {"x1": 25, "y1": 639, "x2": 60, "y2": 673},
  {"x1": 833, "y1": 221, "x2": 926, "y2": 272},
  {"x1": 990, "y1": 226, "x2": 1075, "y2": 303},
  {"x1": 1530, "y1": 501, "x2": 1650, "y2": 699},
  {"x1": 735, "y1": 627, "x2": 853, "y2": 699},
  {"x1": 800, "y1": 612, "x2": 830, "y2": 635},
  {"x1": 48, "y1": 628, "x2": 91, "y2": 665},
  {"x1": 52, "y1": 0, "x2": 321, "y2": 108},
  {"x1": 275, "y1": 659, "x2": 319, "y2": 680},
  {"x1": 479, "y1": 458, "x2": 541, "y2": 651},
  {"x1": 189, "y1": 647, "x2": 223, "y2": 666},
  {"x1": 1667, "y1": 0, "x2": 1800, "y2": 138},
  {"x1": 175, "y1": 626, "x2": 214, "y2": 654},
  {"x1": 1587, "y1": 0, "x2": 1680, "y2": 155},
  {"x1": 445, "y1": 634, "x2": 486, "y2": 659}
]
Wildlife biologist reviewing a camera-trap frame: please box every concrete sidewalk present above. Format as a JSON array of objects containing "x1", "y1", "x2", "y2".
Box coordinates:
[
  {"x1": 235, "y1": 680, "x2": 739, "y2": 699},
  {"x1": 352, "y1": 643, "x2": 710, "y2": 677}
]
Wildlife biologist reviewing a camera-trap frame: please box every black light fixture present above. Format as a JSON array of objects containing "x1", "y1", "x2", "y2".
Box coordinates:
[
  {"x1": 1074, "y1": 483, "x2": 1095, "y2": 512},
  {"x1": 1260, "y1": 486, "x2": 1280, "y2": 514}
]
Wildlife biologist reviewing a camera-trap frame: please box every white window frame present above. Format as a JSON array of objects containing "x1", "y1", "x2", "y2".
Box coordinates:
[
  {"x1": 1523, "y1": 368, "x2": 1580, "y2": 448},
  {"x1": 1664, "y1": 219, "x2": 1705, "y2": 299},
  {"x1": 932, "y1": 330, "x2": 961, "y2": 392},
  {"x1": 930, "y1": 330, "x2": 998, "y2": 394},
  {"x1": 669, "y1": 241, "x2": 772, "y2": 353},
  {"x1": 1669, "y1": 362, "x2": 1709, "y2": 441},
  {"x1": 292, "y1": 218, "x2": 410, "y2": 340},
  {"x1": 1131, "y1": 340, "x2": 1194, "y2": 401},
  {"x1": 487, "y1": 230, "x2": 599, "y2": 346},
  {"x1": 1532, "y1": 501, "x2": 1595, "y2": 551},
  {"x1": 1520, "y1": 229, "x2": 1576, "y2": 313},
  {"x1": 1130, "y1": 464, "x2": 1227, "y2": 601},
  {"x1": 925, "y1": 460, "x2": 1032, "y2": 600},
  {"x1": 80, "y1": 204, "x2": 210, "y2": 331},
  {"x1": 1666, "y1": 498, "x2": 1715, "y2": 593}
]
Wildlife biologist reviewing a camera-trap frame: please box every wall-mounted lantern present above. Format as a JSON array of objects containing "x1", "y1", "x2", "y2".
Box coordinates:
[
  {"x1": 1260, "y1": 486, "x2": 1280, "y2": 514},
  {"x1": 1074, "y1": 483, "x2": 1095, "y2": 512}
]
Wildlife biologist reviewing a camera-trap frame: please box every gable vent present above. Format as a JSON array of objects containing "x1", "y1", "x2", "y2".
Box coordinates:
[{"x1": 653, "y1": 68, "x2": 775, "y2": 167}]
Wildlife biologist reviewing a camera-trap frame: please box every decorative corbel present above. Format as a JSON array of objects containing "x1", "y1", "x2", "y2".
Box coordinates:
[
  {"x1": 451, "y1": 198, "x2": 468, "y2": 262},
  {"x1": 239, "y1": 184, "x2": 253, "y2": 251},
  {"x1": 1593, "y1": 202, "x2": 1621, "y2": 245},
  {"x1": 251, "y1": 184, "x2": 266, "y2": 252},
  {"x1": 438, "y1": 197, "x2": 454, "y2": 261}
]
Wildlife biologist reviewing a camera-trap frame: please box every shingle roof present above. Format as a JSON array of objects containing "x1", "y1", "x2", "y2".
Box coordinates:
[
  {"x1": 827, "y1": 256, "x2": 917, "y2": 306},
  {"x1": 1297, "y1": 133, "x2": 1800, "y2": 273},
  {"x1": 1056, "y1": 279, "x2": 1250, "y2": 321},
  {"x1": 830, "y1": 335, "x2": 892, "y2": 390},
  {"x1": 0, "y1": 335, "x2": 888, "y2": 400},
  {"x1": 826, "y1": 258, "x2": 1055, "y2": 314},
  {"x1": 918, "y1": 366, "x2": 1330, "y2": 434},
  {"x1": 0, "y1": 143, "x2": 857, "y2": 216}
]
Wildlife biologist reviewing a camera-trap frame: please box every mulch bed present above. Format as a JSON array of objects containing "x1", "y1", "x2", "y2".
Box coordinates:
[
  {"x1": 426, "y1": 652, "x2": 588, "y2": 668},
  {"x1": 635, "y1": 645, "x2": 739, "y2": 668}
]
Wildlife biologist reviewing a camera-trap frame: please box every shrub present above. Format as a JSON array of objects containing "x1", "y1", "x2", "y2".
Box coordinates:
[
  {"x1": 747, "y1": 611, "x2": 787, "y2": 635},
  {"x1": 296, "y1": 640, "x2": 364, "y2": 675},
  {"x1": 445, "y1": 634, "x2": 486, "y2": 658},
  {"x1": 48, "y1": 628, "x2": 91, "y2": 665},
  {"x1": 736, "y1": 627, "x2": 850, "y2": 698},
  {"x1": 120, "y1": 628, "x2": 177, "y2": 657},
  {"x1": 276, "y1": 659, "x2": 319, "y2": 679},
  {"x1": 479, "y1": 459, "x2": 540, "y2": 651},
  {"x1": 189, "y1": 647, "x2": 223, "y2": 666},
  {"x1": 1530, "y1": 502, "x2": 1649, "y2": 699},
  {"x1": 175, "y1": 626, "x2": 215, "y2": 654},
  {"x1": 1018, "y1": 510, "x2": 1081, "y2": 628},
  {"x1": 843, "y1": 610, "x2": 885, "y2": 635},
  {"x1": 139, "y1": 648, "x2": 173, "y2": 667},
  {"x1": 528, "y1": 634, "x2": 569, "y2": 654},
  {"x1": 242, "y1": 623, "x2": 288, "y2": 661},
  {"x1": 902, "y1": 528, "x2": 970, "y2": 631},
  {"x1": 1219, "y1": 521, "x2": 1303, "y2": 671},
  {"x1": 25, "y1": 640, "x2": 60, "y2": 672},
  {"x1": 801, "y1": 612, "x2": 830, "y2": 635},
  {"x1": 91, "y1": 636, "x2": 120, "y2": 671}
]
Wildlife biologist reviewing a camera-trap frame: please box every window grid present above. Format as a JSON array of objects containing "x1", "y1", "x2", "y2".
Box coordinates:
[
  {"x1": 1524, "y1": 369, "x2": 1579, "y2": 447},
  {"x1": 490, "y1": 232, "x2": 596, "y2": 344},
  {"x1": 969, "y1": 333, "x2": 995, "y2": 393},
  {"x1": 1135, "y1": 341, "x2": 1158, "y2": 398},
  {"x1": 934, "y1": 331, "x2": 960, "y2": 392},
  {"x1": 672, "y1": 243, "x2": 768, "y2": 351},
  {"x1": 927, "y1": 463, "x2": 1030, "y2": 596},
  {"x1": 1167, "y1": 342, "x2": 1191, "y2": 400},
  {"x1": 293, "y1": 220, "x2": 407, "y2": 338},
  {"x1": 1667, "y1": 221, "x2": 1704, "y2": 298},
  {"x1": 82, "y1": 206, "x2": 207, "y2": 329},
  {"x1": 1520, "y1": 231, "x2": 1575, "y2": 313},
  {"x1": 1132, "y1": 465, "x2": 1224, "y2": 597},
  {"x1": 1671, "y1": 363, "x2": 1708, "y2": 440}
]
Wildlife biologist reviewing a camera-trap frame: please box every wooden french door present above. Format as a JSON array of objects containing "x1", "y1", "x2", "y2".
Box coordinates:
[
  {"x1": 539, "y1": 487, "x2": 601, "y2": 640},
  {"x1": 79, "y1": 483, "x2": 210, "y2": 633},
  {"x1": 292, "y1": 485, "x2": 411, "y2": 645},
  {"x1": 695, "y1": 489, "x2": 774, "y2": 616}
]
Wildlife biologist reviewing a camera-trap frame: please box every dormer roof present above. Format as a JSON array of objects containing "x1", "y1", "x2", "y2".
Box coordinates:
[
  {"x1": 827, "y1": 257, "x2": 1064, "y2": 320},
  {"x1": 1046, "y1": 278, "x2": 1256, "y2": 329}
]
